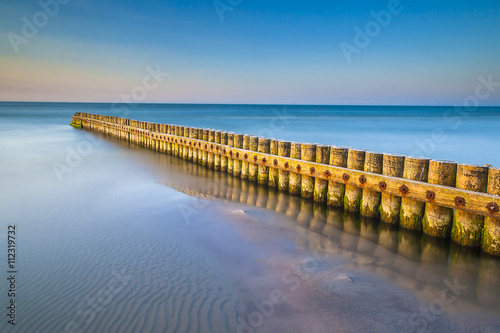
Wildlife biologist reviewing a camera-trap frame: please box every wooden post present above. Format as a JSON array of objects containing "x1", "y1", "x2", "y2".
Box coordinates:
[
  {"x1": 300, "y1": 143, "x2": 316, "y2": 199},
  {"x1": 327, "y1": 146, "x2": 349, "y2": 207},
  {"x1": 228, "y1": 133, "x2": 234, "y2": 174},
  {"x1": 202, "y1": 129, "x2": 209, "y2": 167},
  {"x1": 208, "y1": 130, "x2": 215, "y2": 169},
  {"x1": 258, "y1": 137, "x2": 271, "y2": 185},
  {"x1": 248, "y1": 136, "x2": 259, "y2": 182},
  {"x1": 344, "y1": 149, "x2": 365, "y2": 212},
  {"x1": 380, "y1": 154, "x2": 405, "y2": 224},
  {"x1": 167, "y1": 125, "x2": 173, "y2": 155},
  {"x1": 452, "y1": 164, "x2": 489, "y2": 247},
  {"x1": 241, "y1": 135, "x2": 251, "y2": 180},
  {"x1": 361, "y1": 151, "x2": 383, "y2": 218},
  {"x1": 313, "y1": 145, "x2": 330, "y2": 203},
  {"x1": 278, "y1": 141, "x2": 291, "y2": 192},
  {"x1": 174, "y1": 126, "x2": 181, "y2": 157},
  {"x1": 187, "y1": 127, "x2": 194, "y2": 161},
  {"x1": 233, "y1": 134, "x2": 243, "y2": 177},
  {"x1": 423, "y1": 160, "x2": 457, "y2": 237},
  {"x1": 214, "y1": 131, "x2": 222, "y2": 171},
  {"x1": 289, "y1": 142, "x2": 302, "y2": 196},
  {"x1": 183, "y1": 127, "x2": 190, "y2": 160},
  {"x1": 400, "y1": 156, "x2": 430, "y2": 231},
  {"x1": 221, "y1": 131, "x2": 228, "y2": 172},
  {"x1": 483, "y1": 167, "x2": 500, "y2": 255},
  {"x1": 268, "y1": 139, "x2": 279, "y2": 188}
]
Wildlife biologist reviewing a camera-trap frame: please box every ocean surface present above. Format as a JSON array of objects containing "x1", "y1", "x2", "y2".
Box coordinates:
[{"x1": 1, "y1": 102, "x2": 500, "y2": 333}]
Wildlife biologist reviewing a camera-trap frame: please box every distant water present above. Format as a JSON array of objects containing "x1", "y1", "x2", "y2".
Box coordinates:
[
  {"x1": 1, "y1": 102, "x2": 500, "y2": 332},
  {"x1": 2, "y1": 102, "x2": 500, "y2": 166}
]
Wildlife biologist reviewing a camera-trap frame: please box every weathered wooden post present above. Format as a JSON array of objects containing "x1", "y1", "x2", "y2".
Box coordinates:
[
  {"x1": 400, "y1": 156, "x2": 430, "y2": 231},
  {"x1": 221, "y1": 131, "x2": 228, "y2": 172},
  {"x1": 214, "y1": 131, "x2": 222, "y2": 171},
  {"x1": 248, "y1": 136, "x2": 259, "y2": 182},
  {"x1": 241, "y1": 135, "x2": 251, "y2": 180},
  {"x1": 278, "y1": 141, "x2": 291, "y2": 192},
  {"x1": 202, "y1": 129, "x2": 209, "y2": 167},
  {"x1": 208, "y1": 130, "x2": 215, "y2": 169},
  {"x1": 452, "y1": 164, "x2": 489, "y2": 247},
  {"x1": 174, "y1": 126, "x2": 181, "y2": 157},
  {"x1": 361, "y1": 151, "x2": 383, "y2": 218},
  {"x1": 344, "y1": 149, "x2": 365, "y2": 212},
  {"x1": 289, "y1": 142, "x2": 302, "y2": 196},
  {"x1": 313, "y1": 145, "x2": 330, "y2": 203},
  {"x1": 482, "y1": 167, "x2": 500, "y2": 255},
  {"x1": 258, "y1": 137, "x2": 271, "y2": 185},
  {"x1": 167, "y1": 125, "x2": 173, "y2": 155},
  {"x1": 183, "y1": 127, "x2": 189, "y2": 160},
  {"x1": 327, "y1": 146, "x2": 349, "y2": 207},
  {"x1": 423, "y1": 160, "x2": 457, "y2": 237},
  {"x1": 233, "y1": 134, "x2": 243, "y2": 177},
  {"x1": 268, "y1": 139, "x2": 279, "y2": 188},
  {"x1": 228, "y1": 133, "x2": 234, "y2": 174},
  {"x1": 300, "y1": 143, "x2": 316, "y2": 199}
]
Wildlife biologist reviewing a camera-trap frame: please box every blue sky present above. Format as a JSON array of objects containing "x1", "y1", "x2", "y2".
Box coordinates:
[{"x1": 1, "y1": 0, "x2": 499, "y2": 105}]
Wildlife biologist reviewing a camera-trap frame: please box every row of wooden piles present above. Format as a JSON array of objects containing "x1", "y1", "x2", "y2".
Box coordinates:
[{"x1": 72, "y1": 113, "x2": 500, "y2": 256}]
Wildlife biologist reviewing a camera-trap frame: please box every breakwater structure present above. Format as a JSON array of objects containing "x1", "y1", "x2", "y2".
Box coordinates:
[{"x1": 70, "y1": 113, "x2": 500, "y2": 256}]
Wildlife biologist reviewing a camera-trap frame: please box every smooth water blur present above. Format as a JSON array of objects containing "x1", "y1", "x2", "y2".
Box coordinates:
[{"x1": 1, "y1": 102, "x2": 500, "y2": 332}]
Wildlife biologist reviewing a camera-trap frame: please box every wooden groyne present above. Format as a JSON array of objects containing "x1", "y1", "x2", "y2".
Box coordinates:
[{"x1": 70, "y1": 113, "x2": 500, "y2": 256}]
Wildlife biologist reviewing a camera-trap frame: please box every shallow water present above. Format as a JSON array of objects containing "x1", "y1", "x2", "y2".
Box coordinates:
[{"x1": 1, "y1": 102, "x2": 500, "y2": 332}]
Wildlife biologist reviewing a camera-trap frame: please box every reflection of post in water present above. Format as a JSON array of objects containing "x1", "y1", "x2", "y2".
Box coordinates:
[
  {"x1": 448, "y1": 242, "x2": 480, "y2": 304},
  {"x1": 310, "y1": 203, "x2": 327, "y2": 234},
  {"x1": 357, "y1": 216, "x2": 380, "y2": 255},
  {"x1": 477, "y1": 256, "x2": 500, "y2": 309},
  {"x1": 296, "y1": 199, "x2": 313, "y2": 228},
  {"x1": 341, "y1": 211, "x2": 361, "y2": 252}
]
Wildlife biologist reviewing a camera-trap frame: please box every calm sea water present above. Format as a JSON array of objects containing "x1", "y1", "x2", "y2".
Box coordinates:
[{"x1": 1, "y1": 102, "x2": 500, "y2": 332}]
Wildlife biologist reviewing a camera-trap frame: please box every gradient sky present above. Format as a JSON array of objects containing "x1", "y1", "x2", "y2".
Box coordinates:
[{"x1": 1, "y1": 0, "x2": 499, "y2": 105}]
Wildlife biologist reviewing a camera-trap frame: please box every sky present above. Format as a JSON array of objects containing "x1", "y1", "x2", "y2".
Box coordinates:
[{"x1": 0, "y1": 0, "x2": 499, "y2": 105}]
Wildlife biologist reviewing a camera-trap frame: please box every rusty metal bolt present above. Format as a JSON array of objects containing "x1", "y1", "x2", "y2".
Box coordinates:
[
  {"x1": 296, "y1": 164, "x2": 301, "y2": 172},
  {"x1": 342, "y1": 173, "x2": 350, "y2": 182},
  {"x1": 426, "y1": 190, "x2": 436, "y2": 201},
  {"x1": 244, "y1": 153, "x2": 248, "y2": 159},
  {"x1": 486, "y1": 202, "x2": 499, "y2": 214},
  {"x1": 175, "y1": 139, "x2": 178, "y2": 143},
  {"x1": 204, "y1": 144, "x2": 207, "y2": 149},
  {"x1": 324, "y1": 170, "x2": 331, "y2": 177},
  {"x1": 236, "y1": 152, "x2": 240, "y2": 158},
  {"x1": 210, "y1": 144, "x2": 214, "y2": 149},
  {"x1": 262, "y1": 157, "x2": 267, "y2": 164},
  {"x1": 273, "y1": 159, "x2": 278, "y2": 166},
  {"x1": 379, "y1": 181, "x2": 387, "y2": 191},
  {"x1": 455, "y1": 196, "x2": 466, "y2": 207},
  {"x1": 399, "y1": 185, "x2": 409, "y2": 195},
  {"x1": 310, "y1": 167, "x2": 315, "y2": 175},
  {"x1": 254, "y1": 155, "x2": 258, "y2": 162},
  {"x1": 189, "y1": 142, "x2": 192, "y2": 146},
  {"x1": 284, "y1": 162, "x2": 289, "y2": 169},
  {"x1": 216, "y1": 146, "x2": 219, "y2": 151},
  {"x1": 359, "y1": 175, "x2": 367, "y2": 184},
  {"x1": 230, "y1": 151, "x2": 233, "y2": 157}
]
